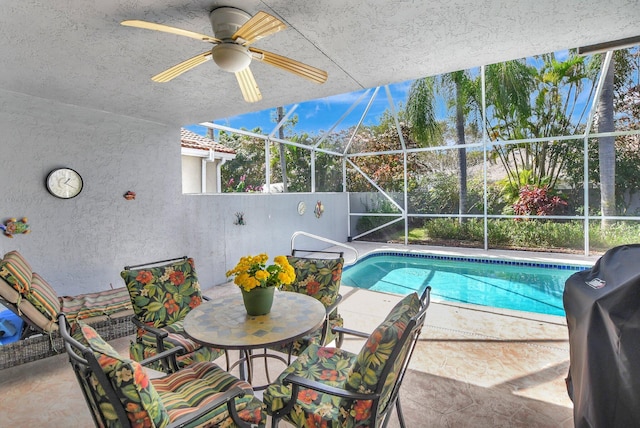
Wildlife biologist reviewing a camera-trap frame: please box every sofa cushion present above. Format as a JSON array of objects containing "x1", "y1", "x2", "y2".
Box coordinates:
[
  {"x1": 0, "y1": 276, "x2": 21, "y2": 305},
  {"x1": 120, "y1": 258, "x2": 202, "y2": 328},
  {"x1": 0, "y1": 250, "x2": 33, "y2": 295},
  {"x1": 15, "y1": 297, "x2": 59, "y2": 333},
  {"x1": 60, "y1": 286, "x2": 132, "y2": 323},
  {"x1": 23, "y1": 273, "x2": 61, "y2": 323}
]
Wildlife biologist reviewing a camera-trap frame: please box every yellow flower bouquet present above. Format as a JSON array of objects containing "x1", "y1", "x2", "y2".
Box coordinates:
[{"x1": 226, "y1": 253, "x2": 296, "y2": 292}]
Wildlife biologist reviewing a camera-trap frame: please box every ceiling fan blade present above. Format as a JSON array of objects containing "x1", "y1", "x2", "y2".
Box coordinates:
[
  {"x1": 249, "y1": 47, "x2": 328, "y2": 84},
  {"x1": 232, "y1": 11, "x2": 285, "y2": 45},
  {"x1": 235, "y1": 67, "x2": 262, "y2": 103},
  {"x1": 152, "y1": 52, "x2": 212, "y2": 82},
  {"x1": 121, "y1": 20, "x2": 221, "y2": 44}
]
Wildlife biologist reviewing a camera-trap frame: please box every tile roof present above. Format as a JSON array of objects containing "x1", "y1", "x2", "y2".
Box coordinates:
[{"x1": 180, "y1": 128, "x2": 236, "y2": 155}]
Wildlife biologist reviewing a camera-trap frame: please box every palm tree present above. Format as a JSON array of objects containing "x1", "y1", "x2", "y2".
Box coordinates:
[
  {"x1": 451, "y1": 71, "x2": 469, "y2": 221},
  {"x1": 276, "y1": 106, "x2": 288, "y2": 192},
  {"x1": 483, "y1": 55, "x2": 595, "y2": 199},
  {"x1": 597, "y1": 56, "x2": 616, "y2": 227},
  {"x1": 406, "y1": 71, "x2": 472, "y2": 222}
]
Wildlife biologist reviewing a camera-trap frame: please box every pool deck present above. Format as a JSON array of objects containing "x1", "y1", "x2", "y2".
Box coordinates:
[{"x1": 0, "y1": 242, "x2": 599, "y2": 427}]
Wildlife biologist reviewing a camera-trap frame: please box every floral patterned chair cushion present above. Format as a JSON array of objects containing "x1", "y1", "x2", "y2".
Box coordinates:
[
  {"x1": 121, "y1": 257, "x2": 223, "y2": 370},
  {"x1": 73, "y1": 320, "x2": 265, "y2": 428},
  {"x1": 121, "y1": 257, "x2": 202, "y2": 328},
  {"x1": 73, "y1": 320, "x2": 170, "y2": 427},
  {"x1": 346, "y1": 292, "x2": 421, "y2": 412},
  {"x1": 263, "y1": 343, "x2": 360, "y2": 425},
  {"x1": 263, "y1": 292, "x2": 423, "y2": 428},
  {"x1": 269, "y1": 256, "x2": 344, "y2": 355},
  {"x1": 283, "y1": 256, "x2": 344, "y2": 307}
]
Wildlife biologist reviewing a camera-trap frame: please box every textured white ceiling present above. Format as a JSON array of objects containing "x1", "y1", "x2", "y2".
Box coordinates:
[{"x1": 2, "y1": 0, "x2": 639, "y2": 127}]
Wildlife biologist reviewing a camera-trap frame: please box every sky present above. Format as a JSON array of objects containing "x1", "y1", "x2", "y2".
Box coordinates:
[
  {"x1": 184, "y1": 78, "x2": 417, "y2": 138},
  {"x1": 183, "y1": 48, "x2": 623, "y2": 140}
]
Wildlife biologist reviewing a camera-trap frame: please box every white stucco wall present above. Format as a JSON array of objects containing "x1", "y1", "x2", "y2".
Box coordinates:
[
  {"x1": 182, "y1": 156, "x2": 222, "y2": 193},
  {"x1": 0, "y1": 89, "x2": 348, "y2": 295},
  {"x1": 181, "y1": 155, "x2": 203, "y2": 194}
]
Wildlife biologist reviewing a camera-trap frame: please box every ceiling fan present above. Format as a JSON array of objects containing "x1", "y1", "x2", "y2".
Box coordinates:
[{"x1": 122, "y1": 7, "x2": 328, "y2": 103}]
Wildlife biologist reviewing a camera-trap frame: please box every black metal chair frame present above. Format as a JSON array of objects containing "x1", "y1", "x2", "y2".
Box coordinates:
[
  {"x1": 58, "y1": 313, "x2": 253, "y2": 428},
  {"x1": 269, "y1": 286, "x2": 431, "y2": 428}
]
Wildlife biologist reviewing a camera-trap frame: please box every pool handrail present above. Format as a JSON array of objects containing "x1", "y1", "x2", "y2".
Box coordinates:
[{"x1": 290, "y1": 231, "x2": 359, "y2": 263}]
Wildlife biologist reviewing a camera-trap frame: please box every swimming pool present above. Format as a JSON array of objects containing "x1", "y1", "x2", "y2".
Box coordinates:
[{"x1": 341, "y1": 252, "x2": 591, "y2": 316}]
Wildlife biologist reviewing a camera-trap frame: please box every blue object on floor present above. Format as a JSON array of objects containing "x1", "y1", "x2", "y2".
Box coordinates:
[{"x1": 0, "y1": 310, "x2": 23, "y2": 345}]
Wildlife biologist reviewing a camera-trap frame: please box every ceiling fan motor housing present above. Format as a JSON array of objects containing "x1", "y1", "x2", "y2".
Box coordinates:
[
  {"x1": 209, "y1": 7, "x2": 253, "y2": 72},
  {"x1": 209, "y1": 7, "x2": 251, "y2": 40}
]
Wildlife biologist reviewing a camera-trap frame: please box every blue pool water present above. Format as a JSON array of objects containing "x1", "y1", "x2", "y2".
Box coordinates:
[{"x1": 341, "y1": 253, "x2": 591, "y2": 316}]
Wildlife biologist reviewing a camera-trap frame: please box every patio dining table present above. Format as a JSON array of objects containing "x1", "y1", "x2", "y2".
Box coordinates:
[{"x1": 183, "y1": 289, "x2": 325, "y2": 389}]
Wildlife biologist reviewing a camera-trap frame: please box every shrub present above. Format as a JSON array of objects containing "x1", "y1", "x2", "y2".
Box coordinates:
[
  {"x1": 512, "y1": 185, "x2": 567, "y2": 217},
  {"x1": 589, "y1": 222, "x2": 640, "y2": 251},
  {"x1": 355, "y1": 199, "x2": 401, "y2": 234},
  {"x1": 422, "y1": 218, "x2": 484, "y2": 242}
]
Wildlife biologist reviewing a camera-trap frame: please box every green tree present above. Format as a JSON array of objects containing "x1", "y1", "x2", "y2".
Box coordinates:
[
  {"x1": 270, "y1": 107, "x2": 299, "y2": 192},
  {"x1": 448, "y1": 71, "x2": 473, "y2": 221},
  {"x1": 219, "y1": 129, "x2": 266, "y2": 192},
  {"x1": 483, "y1": 54, "x2": 596, "y2": 199},
  {"x1": 346, "y1": 125, "x2": 409, "y2": 193},
  {"x1": 405, "y1": 72, "x2": 475, "y2": 222},
  {"x1": 269, "y1": 131, "x2": 342, "y2": 193},
  {"x1": 564, "y1": 48, "x2": 640, "y2": 216}
]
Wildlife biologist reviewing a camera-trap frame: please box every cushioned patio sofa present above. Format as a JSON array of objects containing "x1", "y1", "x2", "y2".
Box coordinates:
[{"x1": 0, "y1": 250, "x2": 134, "y2": 368}]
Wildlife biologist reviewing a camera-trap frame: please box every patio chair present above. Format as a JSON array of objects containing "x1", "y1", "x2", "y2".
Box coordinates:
[
  {"x1": 121, "y1": 256, "x2": 225, "y2": 372},
  {"x1": 58, "y1": 313, "x2": 265, "y2": 428},
  {"x1": 267, "y1": 250, "x2": 345, "y2": 363},
  {"x1": 263, "y1": 286, "x2": 431, "y2": 428}
]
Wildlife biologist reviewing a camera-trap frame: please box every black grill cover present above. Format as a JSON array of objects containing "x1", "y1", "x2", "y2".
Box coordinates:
[{"x1": 564, "y1": 244, "x2": 640, "y2": 428}]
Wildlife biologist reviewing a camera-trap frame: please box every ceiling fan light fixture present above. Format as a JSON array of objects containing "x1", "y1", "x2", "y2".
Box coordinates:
[{"x1": 211, "y1": 44, "x2": 252, "y2": 72}]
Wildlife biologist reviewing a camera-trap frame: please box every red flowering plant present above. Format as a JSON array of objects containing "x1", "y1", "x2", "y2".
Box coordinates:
[{"x1": 512, "y1": 185, "x2": 567, "y2": 219}]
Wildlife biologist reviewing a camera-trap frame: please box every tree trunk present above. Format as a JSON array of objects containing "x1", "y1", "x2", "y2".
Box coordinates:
[
  {"x1": 598, "y1": 57, "x2": 616, "y2": 228},
  {"x1": 277, "y1": 106, "x2": 288, "y2": 192},
  {"x1": 455, "y1": 81, "x2": 468, "y2": 223}
]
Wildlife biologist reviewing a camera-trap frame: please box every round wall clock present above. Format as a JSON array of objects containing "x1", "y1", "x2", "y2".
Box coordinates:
[
  {"x1": 46, "y1": 168, "x2": 83, "y2": 199},
  {"x1": 297, "y1": 201, "x2": 306, "y2": 215}
]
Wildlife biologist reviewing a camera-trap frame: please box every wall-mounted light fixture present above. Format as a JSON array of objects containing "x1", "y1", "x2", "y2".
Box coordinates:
[{"x1": 577, "y1": 35, "x2": 640, "y2": 55}]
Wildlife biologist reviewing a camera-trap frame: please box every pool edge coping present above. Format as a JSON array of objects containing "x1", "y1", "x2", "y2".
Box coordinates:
[{"x1": 348, "y1": 249, "x2": 593, "y2": 271}]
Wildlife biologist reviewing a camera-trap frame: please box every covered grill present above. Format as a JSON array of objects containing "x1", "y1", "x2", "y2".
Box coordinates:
[{"x1": 563, "y1": 244, "x2": 640, "y2": 427}]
